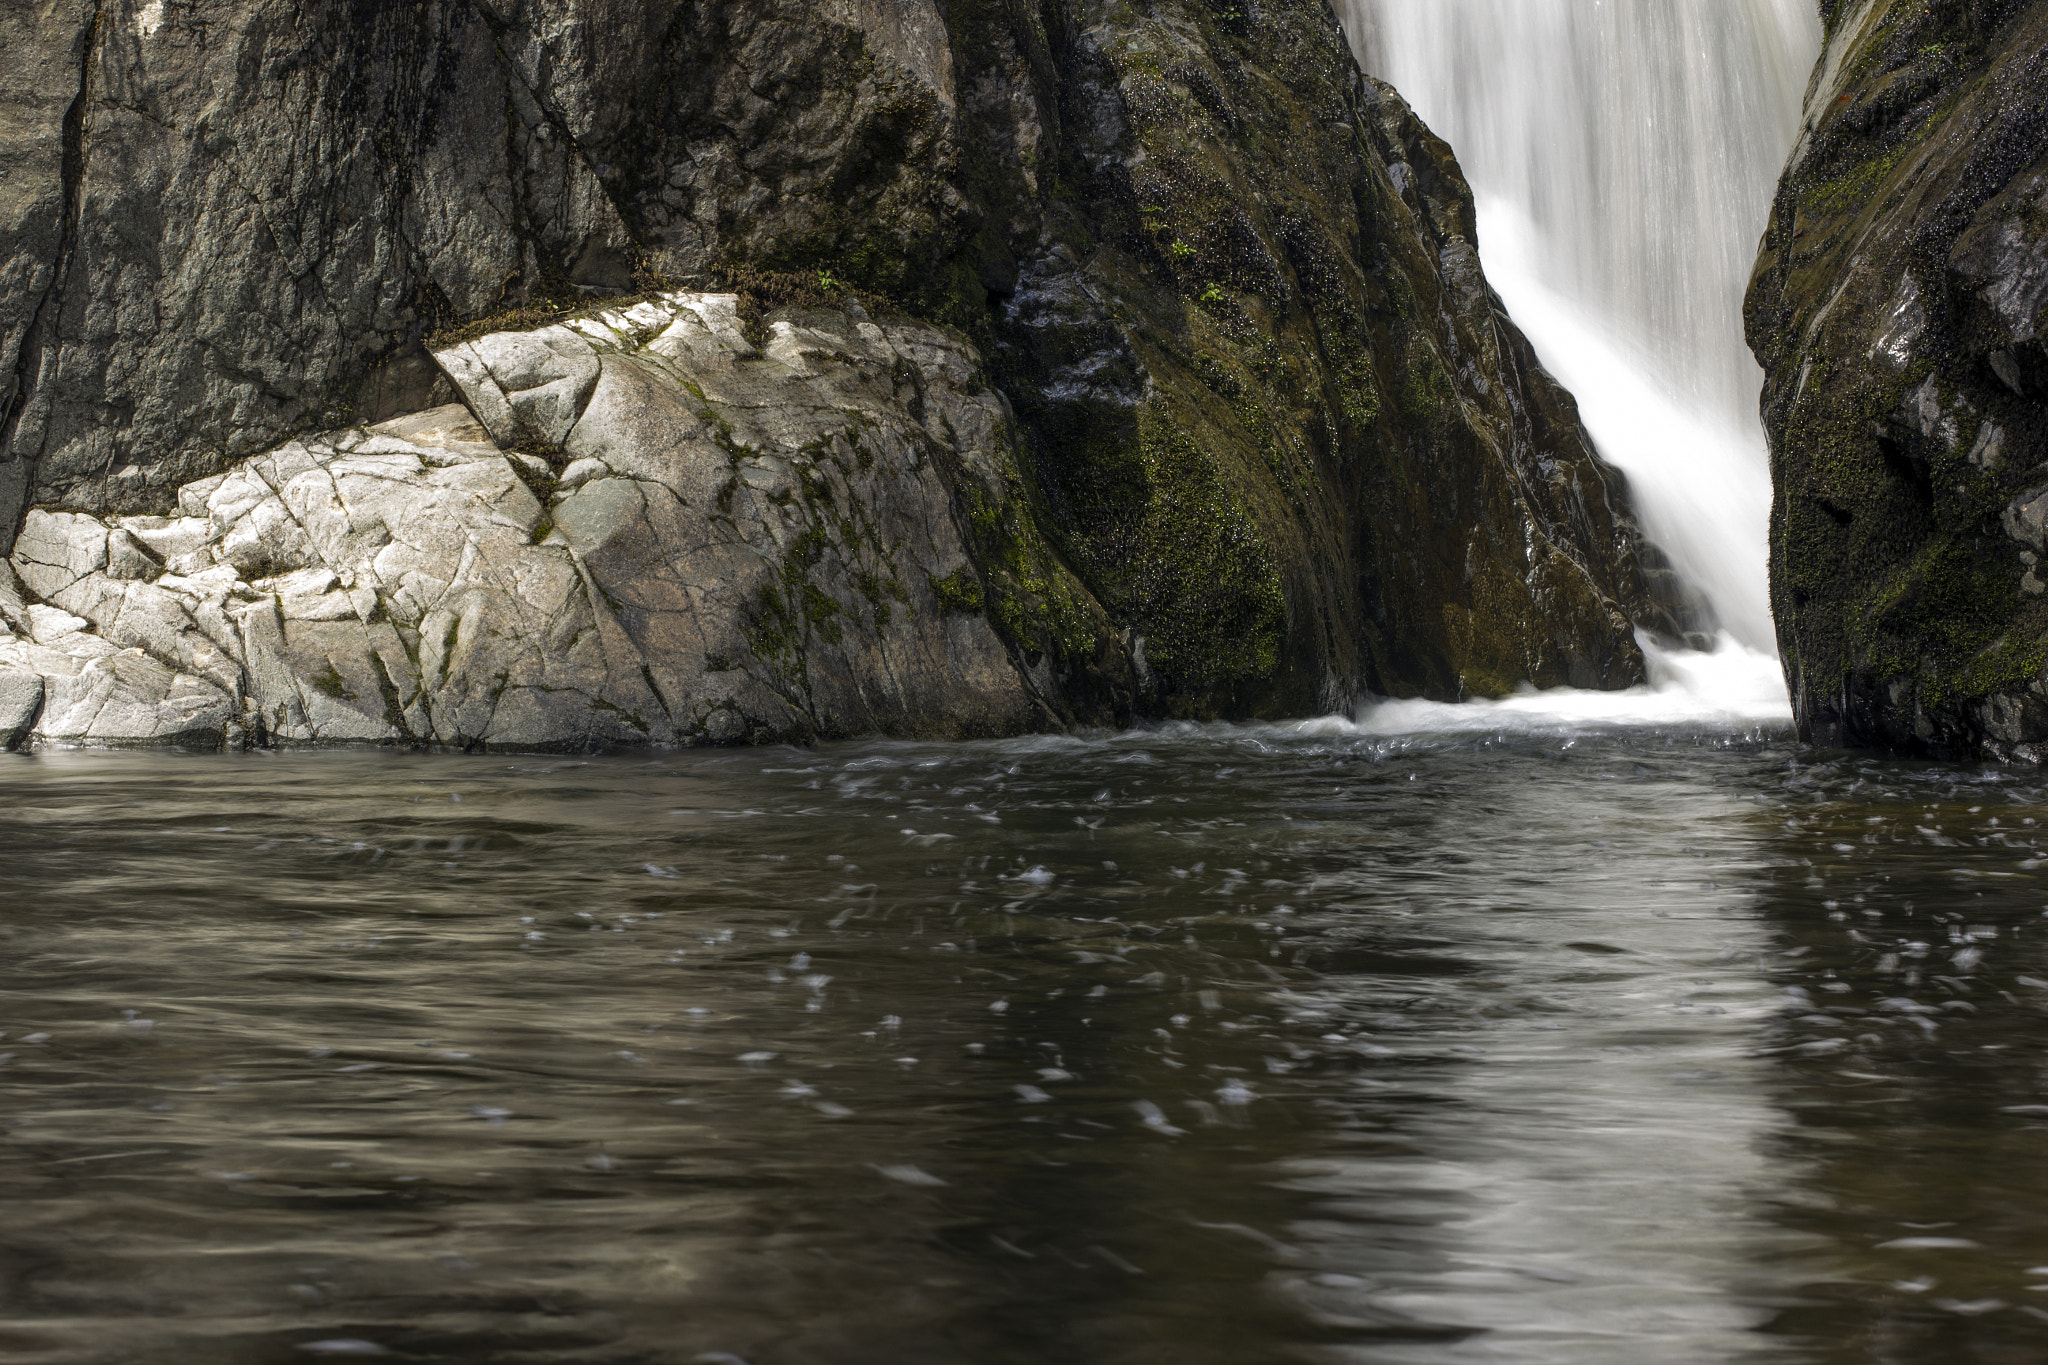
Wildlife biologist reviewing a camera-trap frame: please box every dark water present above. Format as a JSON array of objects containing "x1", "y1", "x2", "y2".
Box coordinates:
[{"x1": 3, "y1": 719, "x2": 2048, "y2": 1364}]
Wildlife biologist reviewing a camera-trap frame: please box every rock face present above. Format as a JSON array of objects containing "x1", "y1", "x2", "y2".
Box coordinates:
[
  {"x1": 0, "y1": 0, "x2": 1689, "y2": 748},
  {"x1": 2, "y1": 293, "x2": 1118, "y2": 748},
  {"x1": 1747, "y1": 0, "x2": 2048, "y2": 760}
]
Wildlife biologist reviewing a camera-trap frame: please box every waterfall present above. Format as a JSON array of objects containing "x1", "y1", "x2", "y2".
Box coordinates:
[{"x1": 1340, "y1": 0, "x2": 1820, "y2": 706}]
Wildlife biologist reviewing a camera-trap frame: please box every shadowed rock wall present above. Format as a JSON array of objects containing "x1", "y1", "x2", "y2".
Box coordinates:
[
  {"x1": 1748, "y1": 0, "x2": 2048, "y2": 760},
  {"x1": 1, "y1": 0, "x2": 1690, "y2": 747}
]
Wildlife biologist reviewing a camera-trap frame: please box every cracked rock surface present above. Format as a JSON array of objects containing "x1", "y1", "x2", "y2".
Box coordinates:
[
  {"x1": 0, "y1": 293, "x2": 1102, "y2": 749},
  {"x1": 1747, "y1": 0, "x2": 2048, "y2": 760}
]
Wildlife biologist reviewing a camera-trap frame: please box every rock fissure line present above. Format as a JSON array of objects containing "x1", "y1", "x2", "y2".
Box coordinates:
[{"x1": 1, "y1": 0, "x2": 106, "y2": 535}]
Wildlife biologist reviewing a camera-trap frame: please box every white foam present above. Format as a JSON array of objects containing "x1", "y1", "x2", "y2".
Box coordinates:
[{"x1": 1303, "y1": 633, "x2": 1791, "y2": 738}]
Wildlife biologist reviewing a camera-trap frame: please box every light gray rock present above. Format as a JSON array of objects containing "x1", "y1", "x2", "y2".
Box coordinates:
[
  {"x1": 0, "y1": 293, "x2": 1085, "y2": 750},
  {"x1": 0, "y1": 669, "x2": 40, "y2": 750},
  {"x1": 12, "y1": 510, "x2": 106, "y2": 603},
  {"x1": 25, "y1": 603, "x2": 92, "y2": 646},
  {"x1": 32, "y1": 649, "x2": 233, "y2": 748},
  {"x1": 497, "y1": 294, "x2": 1054, "y2": 741},
  {"x1": 0, "y1": 591, "x2": 231, "y2": 749},
  {"x1": 436, "y1": 327, "x2": 603, "y2": 449},
  {"x1": 116, "y1": 515, "x2": 213, "y2": 568},
  {"x1": 0, "y1": 559, "x2": 26, "y2": 635}
]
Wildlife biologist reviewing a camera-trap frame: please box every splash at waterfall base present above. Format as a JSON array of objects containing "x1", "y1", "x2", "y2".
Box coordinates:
[{"x1": 1748, "y1": 0, "x2": 2048, "y2": 763}]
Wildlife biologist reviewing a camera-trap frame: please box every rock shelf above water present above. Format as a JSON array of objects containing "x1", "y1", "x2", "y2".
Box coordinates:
[{"x1": 2, "y1": 294, "x2": 1098, "y2": 750}]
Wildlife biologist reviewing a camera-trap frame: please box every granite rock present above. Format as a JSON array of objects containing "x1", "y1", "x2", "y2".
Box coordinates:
[{"x1": 2, "y1": 293, "x2": 1112, "y2": 749}]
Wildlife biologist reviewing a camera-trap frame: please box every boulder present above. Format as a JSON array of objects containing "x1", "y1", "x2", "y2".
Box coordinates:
[
  {"x1": 1747, "y1": 0, "x2": 2048, "y2": 760},
  {"x1": 2, "y1": 293, "x2": 1111, "y2": 749}
]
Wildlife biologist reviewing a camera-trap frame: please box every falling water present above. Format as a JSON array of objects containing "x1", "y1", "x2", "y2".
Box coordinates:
[{"x1": 1341, "y1": 0, "x2": 1820, "y2": 710}]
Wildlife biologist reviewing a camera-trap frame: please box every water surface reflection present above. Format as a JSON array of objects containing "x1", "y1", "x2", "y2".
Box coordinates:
[{"x1": 1, "y1": 725, "x2": 2044, "y2": 1363}]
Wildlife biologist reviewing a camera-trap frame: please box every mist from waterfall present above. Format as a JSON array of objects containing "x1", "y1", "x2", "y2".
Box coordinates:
[{"x1": 1339, "y1": 0, "x2": 1820, "y2": 720}]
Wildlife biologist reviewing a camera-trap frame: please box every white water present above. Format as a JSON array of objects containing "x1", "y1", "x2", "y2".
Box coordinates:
[
  {"x1": 1339, "y1": 0, "x2": 1820, "y2": 725},
  {"x1": 1320, "y1": 632, "x2": 1793, "y2": 737}
]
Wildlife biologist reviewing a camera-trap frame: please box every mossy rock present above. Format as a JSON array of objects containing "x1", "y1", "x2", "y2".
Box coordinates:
[{"x1": 1746, "y1": 0, "x2": 2048, "y2": 760}]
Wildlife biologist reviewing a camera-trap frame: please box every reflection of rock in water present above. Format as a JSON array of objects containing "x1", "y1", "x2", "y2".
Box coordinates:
[
  {"x1": 1744, "y1": 775, "x2": 2048, "y2": 1357},
  {"x1": 0, "y1": 720, "x2": 1822, "y2": 1364}
]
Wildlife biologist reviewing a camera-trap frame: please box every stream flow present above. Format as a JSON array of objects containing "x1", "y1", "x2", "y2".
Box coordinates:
[{"x1": 4, "y1": 723, "x2": 2048, "y2": 1363}]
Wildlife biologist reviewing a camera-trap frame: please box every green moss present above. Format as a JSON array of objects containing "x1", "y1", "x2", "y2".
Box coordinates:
[
  {"x1": 738, "y1": 422, "x2": 925, "y2": 684},
  {"x1": 800, "y1": 581, "x2": 844, "y2": 642},
  {"x1": 1395, "y1": 341, "x2": 1455, "y2": 422},
  {"x1": 1958, "y1": 630, "x2": 2048, "y2": 701},
  {"x1": 857, "y1": 569, "x2": 905, "y2": 629},
  {"x1": 929, "y1": 568, "x2": 985, "y2": 615},
  {"x1": 1334, "y1": 342, "x2": 1381, "y2": 431},
  {"x1": 587, "y1": 696, "x2": 652, "y2": 735},
  {"x1": 309, "y1": 661, "x2": 356, "y2": 702},
  {"x1": 436, "y1": 614, "x2": 462, "y2": 690},
  {"x1": 1127, "y1": 411, "x2": 1288, "y2": 687},
  {"x1": 367, "y1": 652, "x2": 417, "y2": 741}
]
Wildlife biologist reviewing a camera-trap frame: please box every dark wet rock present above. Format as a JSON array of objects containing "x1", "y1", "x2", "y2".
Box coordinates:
[
  {"x1": 0, "y1": 0, "x2": 1689, "y2": 744},
  {"x1": 1747, "y1": 0, "x2": 2048, "y2": 761},
  {"x1": 0, "y1": 663, "x2": 40, "y2": 751},
  {"x1": 989, "y1": 33, "x2": 1690, "y2": 712}
]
